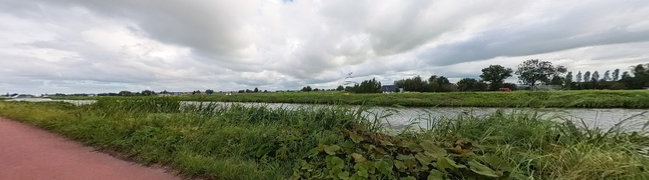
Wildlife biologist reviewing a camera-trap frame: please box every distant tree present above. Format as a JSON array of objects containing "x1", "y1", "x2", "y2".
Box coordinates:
[
  {"x1": 348, "y1": 78, "x2": 381, "y2": 93},
  {"x1": 245, "y1": 89, "x2": 253, "y2": 93},
  {"x1": 429, "y1": 75, "x2": 452, "y2": 92},
  {"x1": 205, "y1": 89, "x2": 214, "y2": 94},
  {"x1": 628, "y1": 64, "x2": 649, "y2": 88},
  {"x1": 394, "y1": 76, "x2": 429, "y2": 92},
  {"x1": 192, "y1": 90, "x2": 202, "y2": 95},
  {"x1": 336, "y1": 85, "x2": 344, "y2": 91},
  {"x1": 563, "y1": 72, "x2": 573, "y2": 89},
  {"x1": 621, "y1": 71, "x2": 631, "y2": 79},
  {"x1": 456, "y1": 78, "x2": 485, "y2": 91},
  {"x1": 549, "y1": 76, "x2": 565, "y2": 86},
  {"x1": 254, "y1": 87, "x2": 259, "y2": 93},
  {"x1": 313, "y1": 88, "x2": 320, "y2": 91},
  {"x1": 238, "y1": 90, "x2": 245, "y2": 93},
  {"x1": 515, "y1": 59, "x2": 566, "y2": 88},
  {"x1": 118, "y1": 91, "x2": 133, "y2": 96},
  {"x1": 480, "y1": 65, "x2": 513, "y2": 90},
  {"x1": 161, "y1": 90, "x2": 169, "y2": 94},
  {"x1": 301, "y1": 86, "x2": 312, "y2": 92},
  {"x1": 583, "y1": 71, "x2": 591, "y2": 82},
  {"x1": 612, "y1": 69, "x2": 620, "y2": 81},
  {"x1": 141, "y1": 90, "x2": 156, "y2": 96},
  {"x1": 565, "y1": 72, "x2": 573, "y2": 83},
  {"x1": 602, "y1": 70, "x2": 611, "y2": 81},
  {"x1": 591, "y1": 71, "x2": 600, "y2": 82},
  {"x1": 576, "y1": 71, "x2": 583, "y2": 82}
]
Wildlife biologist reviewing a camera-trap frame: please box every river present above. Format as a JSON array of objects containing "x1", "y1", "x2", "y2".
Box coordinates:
[
  {"x1": 183, "y1": 101, "x2": 649, "y2": 132},
  {"x1": 5, "y1": 98, "x2": 648, "y2": 131}
]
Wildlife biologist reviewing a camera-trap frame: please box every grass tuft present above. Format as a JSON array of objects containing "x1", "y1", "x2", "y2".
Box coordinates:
[{"x1": 0, "y1": 98, "x2": 648, "y2": 179}]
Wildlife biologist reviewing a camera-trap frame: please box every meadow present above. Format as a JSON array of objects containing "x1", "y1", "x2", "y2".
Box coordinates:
[
  {"x1": 0, "y1": 98, "x2": 648, "y2": 179},
  {"x1": 62, "y1": 90, "x2": 649, "y2": 108}
]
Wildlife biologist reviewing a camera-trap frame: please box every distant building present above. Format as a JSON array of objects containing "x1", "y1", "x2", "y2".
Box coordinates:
[
  {"x1": 381, "y1": 85, "x2": 400, "y2": 93},
  {"x1": 12, "y1": 94, "x2": 36, "y2": 98}
]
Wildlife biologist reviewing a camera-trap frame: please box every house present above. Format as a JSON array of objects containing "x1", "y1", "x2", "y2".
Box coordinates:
[{"x1": 381, "y1": 85, "x2": 400, "y2": 93}]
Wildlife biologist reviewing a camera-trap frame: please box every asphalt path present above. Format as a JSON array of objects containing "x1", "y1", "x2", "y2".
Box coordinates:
[{"x1": 0, "y1": 117, "x2": 181, "y2": 180}]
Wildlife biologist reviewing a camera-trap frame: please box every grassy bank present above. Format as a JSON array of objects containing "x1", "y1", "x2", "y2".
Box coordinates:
[
  {"x1": 1, "y1": 99, "x2": 648, "y2": 179},
  {"x1": 62, "y1": 90, "x2": 649, "y2": 108}
]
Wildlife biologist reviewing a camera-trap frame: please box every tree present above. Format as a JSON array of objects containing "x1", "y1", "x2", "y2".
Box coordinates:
[
  {"x1": 301, "y1": 86, "x2": 312, "y2": 92},
  {"x1": 205, "y1": 89, "x2": 214, "y2": 94},
  {"x1": 583, "y1": 71, "x2": 591, "y2": 82},
  {"x1": 621, "y1": 71, "x2": 631, "y2": 79},
  {"x1": 591, "y1": 71, "x2": 600, "y2": 82},
  {"x1": 192, "y1": 90, "x2": 202, "y2": 95},
  {"x1": 480, "y1": 65, "x2": 513, "y2": 90},
  {"x1": 549, "y1": 76, "x2": 564, "y2": 86},
  {"x1": 348, "y1": 78, "x2": 381, "y2": 93},
  {"x1": 336, "y1": 85, "x2": 344, "y2": 91},
  {"x1": 141, "y1": 90, "x2": 156, "y2": 96},
  {"x1": 612, "y1": 69, "x2": 620, "y2": 81},
  {"x1": 627, "y1": 64, "x2": 649, "y2": 88},
  {"x1": 254, "y1": 87, "x2": 259, "y2": 93},
  {"x1": 394, "y1": 76, "x2": 429, "y2": 92},
  {"x1": 429, "y1": 75, "x2": 452, "y2": 92},
  {"x1": 576, "y1": 71, "x2": 582, "y2": 82},
  {"x1": 565, "y1": 72, "x2": 573, "y2": 84},
  {"x1": 456, "y1": 78, "x2": 486, "y2": 91},
  {"x1": 602, "y1": 70, "x2": 611, "y2": 81},
  {"x1": 118, "y1": 91, "x2": 133, "y2": 96},
  {"x1": 515, "y1": 59, "x2": 565, "y2": 88}
]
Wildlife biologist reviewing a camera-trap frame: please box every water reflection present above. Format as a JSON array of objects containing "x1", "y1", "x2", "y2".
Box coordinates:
[
  {"x1": 4, "y1": 98, "x2": 647, "y2": 131},
  {"x1": 183, "y1": 101, "x2": 649, "y2": 131}
]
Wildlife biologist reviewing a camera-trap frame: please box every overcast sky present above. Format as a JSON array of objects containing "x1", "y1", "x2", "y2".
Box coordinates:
[{"x1": 2, "y1": 0, "x2": 649, "y2": 94}]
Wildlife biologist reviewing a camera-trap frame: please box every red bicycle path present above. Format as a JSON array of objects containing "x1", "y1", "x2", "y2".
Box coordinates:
[{"x1": 0, "y1": 117, "x2": 182, "y2": 180}]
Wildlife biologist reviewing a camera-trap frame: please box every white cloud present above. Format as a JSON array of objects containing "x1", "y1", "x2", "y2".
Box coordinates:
[{"x1": 1, "y1": 0, "x2": 648, "y2": 94}]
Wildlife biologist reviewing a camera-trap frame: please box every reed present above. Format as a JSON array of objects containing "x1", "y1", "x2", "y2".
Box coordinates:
[{"x1": 0, "y1": 99, "x2": 647, "y2": 179}]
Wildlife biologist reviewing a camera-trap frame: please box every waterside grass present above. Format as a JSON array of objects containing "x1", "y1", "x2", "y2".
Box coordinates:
[
  {"x1": 62, "y1": 90, "x2": 649, "y2": 108},
  {"x1": 0, "y1": 98, "x2": 648, "y2": 179}
]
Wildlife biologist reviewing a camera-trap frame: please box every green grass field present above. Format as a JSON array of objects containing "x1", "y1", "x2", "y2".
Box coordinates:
[
  {"x1": 63, "y1": 90, "x2": 649, "y2": 108},
  {"x1": 1, "y1": 98, "x2": 648, "y2": 179}
]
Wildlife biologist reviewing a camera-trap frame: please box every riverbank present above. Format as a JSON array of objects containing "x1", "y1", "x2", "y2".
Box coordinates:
[
  {"x1": 0, "y1": 99, "x2": 647, "y2": 179},
  {"x1": 60, "y1": 90, "x2": 649, "y2": 108}
]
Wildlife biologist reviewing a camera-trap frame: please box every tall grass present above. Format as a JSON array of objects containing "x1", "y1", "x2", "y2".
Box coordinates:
[
  {"x1": 417, "y1": 111, "x2": 649, "y2": 179},
  {"x1": 63, "y1": 89, "x2": 649, "y2": 108},
  {"x1": 0, "y1": 99, "x2": 366, "y2": 179},
  {"x1": 0, "y1": 99, "x2": 648, "y2": 179}
]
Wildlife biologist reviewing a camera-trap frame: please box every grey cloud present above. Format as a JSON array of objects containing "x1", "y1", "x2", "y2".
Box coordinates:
[
  {"x1": 419, "y1": 1, "x2": 649, "y2": 65},
  {"x1": 2, "y1": 0, "x2": 649, "y2": 94}
]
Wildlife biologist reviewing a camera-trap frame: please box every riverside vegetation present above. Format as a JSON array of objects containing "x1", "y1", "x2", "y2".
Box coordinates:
[
  {"x1": 60, "y1": 90, "x2": 649, "y2": 108},
  {"x1": 1, "y1": 98, "x2": 648, "y2": 179}
]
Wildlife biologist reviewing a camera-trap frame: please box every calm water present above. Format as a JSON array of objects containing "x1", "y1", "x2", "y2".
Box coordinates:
[
  {"x1": 5, "y1": 98, "x2": 648, "y2": 131},
  {"x1": 5, "y1": 98, "x2": 96, "y2": 105},
  {"x1": 184, "y1": 102, "x2": 649, "y2": 131}
]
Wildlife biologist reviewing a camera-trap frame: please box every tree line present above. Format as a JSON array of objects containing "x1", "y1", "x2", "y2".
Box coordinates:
[
  {"x1": 565, "y1": 64, "x2": 649, "y2": 90},
  {"x1": 54, "y1": 60, "x2": 647, "y2": 96},
  {"x1": 306, "y1": 60, "x2": 648, "y2": 93}
]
